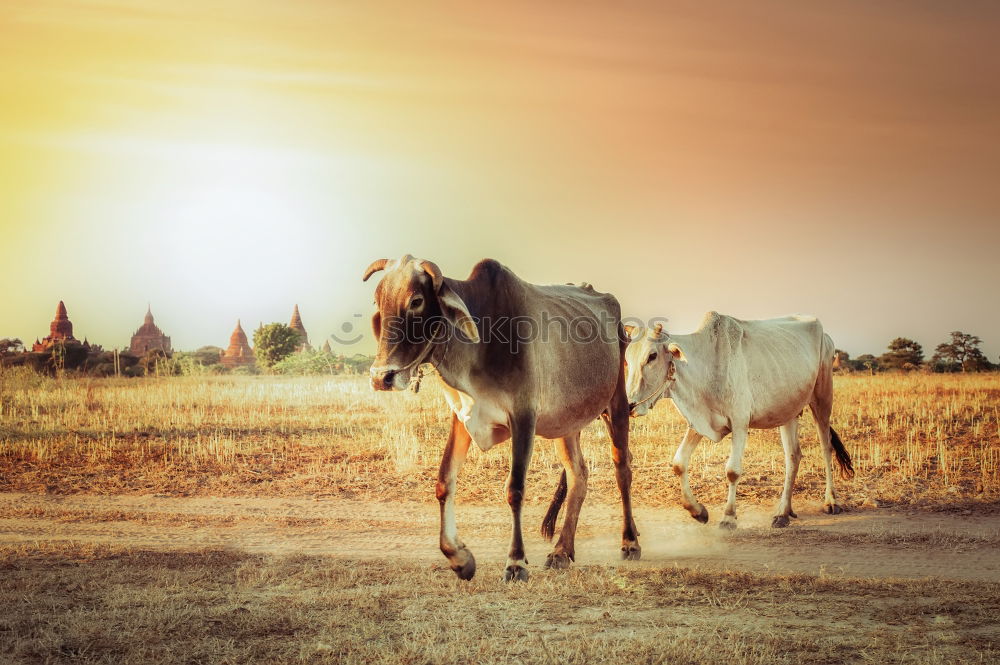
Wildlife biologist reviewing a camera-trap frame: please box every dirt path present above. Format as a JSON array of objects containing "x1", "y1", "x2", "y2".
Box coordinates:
[{"x1": 2, "y1": 492, "x2": 998, "y2": 581}]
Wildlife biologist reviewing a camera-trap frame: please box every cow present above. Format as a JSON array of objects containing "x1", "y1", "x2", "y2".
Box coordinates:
[
  {"x1": 624, "y1": 312, "x2": 854, "y2": 529},
  {"x1": 363, "y1": 255, "x2": 640, "y2": 581}
]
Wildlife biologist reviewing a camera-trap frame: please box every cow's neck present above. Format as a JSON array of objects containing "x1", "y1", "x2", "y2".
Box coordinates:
[
  {"x1": 432, "y1": 330, "x2": 476, "y2": 396},
  {"x1": 431, "y1": 277, "x2": 488, "y2": 397},
  {"x1": 432, "y1": 273, "x2": 521, "y2": 400},
  {"x1": 664, "y1": 332, "x2": 729, "y2": 442}
]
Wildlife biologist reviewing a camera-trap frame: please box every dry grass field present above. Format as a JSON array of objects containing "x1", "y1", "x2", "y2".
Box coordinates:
[
  {"x1": 1, "y1": 368, "x2": 998, "y2": 508},
  {"x1": 3, "y1": 542, "x2": 999, "y2": 665},
  {"x1": 1, "y1": 367, "x2": 999, "y2": 663}
]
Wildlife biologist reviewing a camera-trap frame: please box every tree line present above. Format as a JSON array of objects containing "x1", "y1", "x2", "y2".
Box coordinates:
[
  {"x1": 0, "y1": 323, "x2": 375, "y2": 378},
  {"x1": 3, "y1": 327, "x2": 996, "y2": 377},
  {"x1": 836, "y1": 331, "x2": 995, "y2": 373}
]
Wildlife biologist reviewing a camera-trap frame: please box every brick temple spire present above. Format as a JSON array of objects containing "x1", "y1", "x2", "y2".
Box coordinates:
[
  {"x1": 33, "y1": 300, "x2": 78, "y2": 351},
  {"x1": 129, "y1": 305, "x2": 172, "y2": 357},
  {"x1": 220, "y1": 319, "x2": 255, "y2": 368},
  {"x1": 289, "y1": 304, "x2": 311, "y2": 351},
  {"x1": 50, "y1": 301, "x2": 73, "y2": 339}
]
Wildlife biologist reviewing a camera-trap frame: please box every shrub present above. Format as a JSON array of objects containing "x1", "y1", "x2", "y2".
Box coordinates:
[{"x1": 252, "y1": 323, "x2": 300, "y2": 369}]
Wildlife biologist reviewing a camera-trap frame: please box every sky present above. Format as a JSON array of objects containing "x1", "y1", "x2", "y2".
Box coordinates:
[{"x1": 1, "y1": 0, "x2": 998, "y2": 359}]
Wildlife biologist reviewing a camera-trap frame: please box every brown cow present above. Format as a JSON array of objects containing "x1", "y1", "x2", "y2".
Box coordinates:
[{"x1": 364, "y1": 255, "x2": 639, "y2": 581}]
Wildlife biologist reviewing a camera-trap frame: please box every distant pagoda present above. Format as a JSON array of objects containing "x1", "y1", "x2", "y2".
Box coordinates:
[
  {"x1": 220, "y1": 320, "x2": 256, "y2": 368},
  {"x1": 289, "y1": 304, "x2": 311, "y2": 351},
  {"x1": 32, "y1": 301, "x2": 79, "y2": 351},
  {"x1": 129, "y1": 306, "x2": 172, "y2": 357},
  {"x1": 321, "y1": 339, "x2": 332, "y2": 354}
]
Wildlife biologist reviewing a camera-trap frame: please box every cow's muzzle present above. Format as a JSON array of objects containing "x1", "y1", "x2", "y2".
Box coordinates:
[
  {"x1": 628, "y1": 402, "x2": 649, "y2": 418},
  {"x1": 370, "y1": 367, "x2": 405, "y2": 391}
]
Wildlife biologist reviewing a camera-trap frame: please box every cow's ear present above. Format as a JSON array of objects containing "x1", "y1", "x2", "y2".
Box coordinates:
[
  {"x1": 438, "y1": 284, "x2": 480, "y2": 343},
  {"x1": 667, "y1": 342, "x2": 686, "y2": 362}
]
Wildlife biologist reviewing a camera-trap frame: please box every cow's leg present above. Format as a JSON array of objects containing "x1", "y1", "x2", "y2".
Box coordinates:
[
  {"x1": 811, "y1": 391, "x2": 843, "y2": 515},
  {"x1": 602, "y1": 328, "x2": 640, "y2": 559},
  {"x1": 672, "y1": 427, "x2": 707, "y2": 523},
  {"x1": 772, "y1": 418, "x2": 802, "y2": 528},
  {"x1": 436, "y1": 414, "x2": 475, "y2": 580},
  {"x1": 811, "y1": 347, "x2": 852, "y2": 514},
  {"x1": 544, "y1": 431, "x2": 587, "y2": 570},
  {"x1": 720, "y1": 427, "x2": 749, "y2": 530},
  {"x1": 603, "y1": 389, "x2": 641, "y2": 560},
  {"x1": 504, "y1": 411, "x2": 536, "y2": 582}
]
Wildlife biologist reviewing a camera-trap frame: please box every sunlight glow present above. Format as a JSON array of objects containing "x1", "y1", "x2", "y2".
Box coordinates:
[{"x1": 1, "y1": 0, "x2": 998, "y2": 355}]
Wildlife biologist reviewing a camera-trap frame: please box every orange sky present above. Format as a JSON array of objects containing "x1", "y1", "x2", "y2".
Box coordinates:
[{"x1": 1, "y1": 0, "x2": 998, "y2": 358}]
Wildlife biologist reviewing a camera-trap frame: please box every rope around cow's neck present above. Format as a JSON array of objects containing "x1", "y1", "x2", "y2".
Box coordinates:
[
  {"x1": 374, "y1": 333, "x2": 436, "y2": 394},
  {"x1": 404, "y1": 322, "x2": 449, "y2": 394},
  {"x1": 395, "y1": 339, "x2": 434, "y2": 394},
  {"x1": 631, "y1": 361, "x2": 676, "y2": 409}
]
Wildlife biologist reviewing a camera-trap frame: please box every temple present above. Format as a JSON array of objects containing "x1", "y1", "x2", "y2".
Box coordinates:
[
  {"x1": 220, "y1": 320, "x2": 256, "y2": 368},
  {"x1": 129, "y1": 306, "x2": 172, "y2": 357},
  {"x1": 289, "y1": 304, "x2": 311, "y2": 351},
  {"x1": 32, "y1": 301, "x2": 80, "y2": 351}
]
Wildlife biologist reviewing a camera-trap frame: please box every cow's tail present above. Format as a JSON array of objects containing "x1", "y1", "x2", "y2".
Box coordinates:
[
  {"x1": 540, "y1": 470, "x2": 568, "y2": 541},
  {"x1": 830, "y1": 426, "x2": 855, "y2": 480}
]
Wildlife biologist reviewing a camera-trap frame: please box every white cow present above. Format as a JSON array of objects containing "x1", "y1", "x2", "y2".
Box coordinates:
[{"x1": 624, "y1": 312, "x2": 854, "y2": 529}]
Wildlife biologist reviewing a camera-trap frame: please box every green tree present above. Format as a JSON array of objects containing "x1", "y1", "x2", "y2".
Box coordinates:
[
  {"x1": 140, "y1": 348, "x2": 169, "y2": 375},
  {"x1": 192, "y1": 346, "x2": 224, "y2": 366},
  {"x1": 0, "y1": 338, "x2": 24, "y2": 356},
  {"x1": 879, "y1": 338, "x2": 924, "y2": 371},
  {"x1": 343, "y1": 354, "x2": 376, "y2": 374},
  {"x1": 932, "y1": 331, "x2": 988, "y2": 372},
  {"x1": 854, "y1": 354, "x2": 879, "y2": 375},
  {"x1": 253, "y1": 323, "x2": 300, "y2": 369},
  {"x1": 169, "y1": 351, "x2": 224, "y2": 376},
  {"x1": 272, "y1": 349, "x2": 343, "y2": 375}
]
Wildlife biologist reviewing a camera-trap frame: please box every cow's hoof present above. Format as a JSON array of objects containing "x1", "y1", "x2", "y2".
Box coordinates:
[
  {"x1": 771, "y1": 515, "x2": 791, "y2": 528},
  {"x1": 693, "y1": 505, "x2": 709, "y2": 524},
  {"x1": 544, "y1": 552, "x2": 572, "y2": 570},
  {"x1": 789, "y1": 510, "x2": 798, "y2": 519},
  {"x1": 719, "y1": 517, "x2": 737, "y2": 530},
  {"x1": 824, "y1": 503, "x2": 843, "y2": 515},
  {"x1": 450, "y1": 550, "x2": 476, "y2": 580},
  {"x1": 503, "y1": 565, "x2": 529, "y2": 582},
  {"x1": 620, "y1": 543, "x2": 642, "y2": 561}
]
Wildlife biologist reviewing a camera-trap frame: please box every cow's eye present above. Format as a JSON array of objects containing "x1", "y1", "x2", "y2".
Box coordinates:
[
  {"x1": 648, "y1": 352, "x2": 658, "y2": 363},
  {"x1": 409, "y1": 297, "x2": 424, "y2": 310}
]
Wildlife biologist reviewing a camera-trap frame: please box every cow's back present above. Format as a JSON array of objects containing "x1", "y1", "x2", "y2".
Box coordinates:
[
  {"x1": 519, "y1": 281, "x2": 622, "y2": 437},
  {"x1": 735, "y1": 315, "x2": 828, "y2": 428}
]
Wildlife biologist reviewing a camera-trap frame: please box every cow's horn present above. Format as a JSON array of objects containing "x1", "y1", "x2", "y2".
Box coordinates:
[
  {"x1": 420, "y1": 260, "x2": 444, "y2": 291},
  {"x1": 653, "y1": 322, "x2": 664, "y2": 336},
  {"x1": 362, "y1": 259, "x2": 390, "y2": 282}
]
